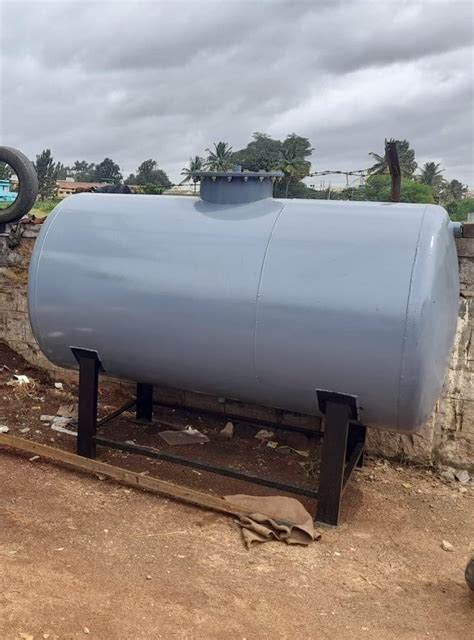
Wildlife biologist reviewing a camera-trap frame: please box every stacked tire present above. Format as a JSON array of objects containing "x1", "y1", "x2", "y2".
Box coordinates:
[{"x1": 0, "y1": 147, "x2": 38, "y2": 223}]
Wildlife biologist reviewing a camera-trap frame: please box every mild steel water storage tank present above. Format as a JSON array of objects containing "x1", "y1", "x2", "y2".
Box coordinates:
[{"x1": 28, "y1": 170, "x2": 459, "y2": 433}]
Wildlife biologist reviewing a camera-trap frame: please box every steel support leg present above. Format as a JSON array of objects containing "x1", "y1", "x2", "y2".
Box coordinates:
[
  {"x1": 136, "y1": 383, "x2": 153, "y2": 422},
  {"x1": 315, "y1": 400, "x2": 351, "y2": 527},
  {"x1": 72, "y1": 348, "x2": 100, "y2": 459},
  {"x1": 347, "y1": 423, "x2": 366, "y2": 468}
]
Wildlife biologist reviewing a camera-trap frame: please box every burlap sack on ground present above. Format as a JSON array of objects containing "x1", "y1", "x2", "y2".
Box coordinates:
[{"x1": 224, "y1": 494, "x2": 320, "y2": 548}]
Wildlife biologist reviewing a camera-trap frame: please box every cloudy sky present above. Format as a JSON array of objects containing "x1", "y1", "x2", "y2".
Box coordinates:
[{"x1": 0, "y1": 0, "x2": 473, "y2": 187}]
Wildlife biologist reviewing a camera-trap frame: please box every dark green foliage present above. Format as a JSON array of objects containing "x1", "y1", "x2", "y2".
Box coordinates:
[
  {"x1": 126, "y1": 159, "x2": 171, "y2": 189},
  {"x1": 71, "y1": 161, "x2": 97, "y2": 182},
  {"x1": 232, "y1": 132, "x2": 313, "y2": 198},
  {"x1": 273, "y1": 180, "x2": 322, "y2": 199},
  {"x1": 232, "y1": 133, "x2": 283, "y2": 172},
  {"x1": 441, "y1": 179, "x2": 468, "y2": 204},
  {"x1": 34, "y1": 149, "x2": 59, "y2": 201},
  {"x1": 180, "y1": 156, "x2": 204, "y2": 193},
  {"x1": 56, "y1": 162, "x2": 70, "y2": 180},
  {"x1": 446, "y1": 197, "x2": 474, "y2": 221},
  {"x1": 94, "y1": 157, "x2": 122, "y2": 185},
  {"x1": 0, "y1": 162, "x2": 13, "y2": 180},
  {"x1": 339, "y1": 175, "x2": 434, "y2": 204},
  {"x1": 205, "y1": 142, "x2": 234, "y2": 171},
  {"x1": 368, "y1": 139, "x2": 417, "y2": 178}
]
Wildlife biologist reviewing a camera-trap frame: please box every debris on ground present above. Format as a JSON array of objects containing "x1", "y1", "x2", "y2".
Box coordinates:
[
  {"x1": 441, "y1": 539, "x2": 454, "y2": 552},
  {"x1": 51, "y1": 416, "x2": 72, "y2": 428},
  {"x1": 224, "y1": 494, "x2": 320, "y2": 548},
  {"x1": 158, "y1": 428, "x2": 209, "y2": 445},
  {"x1": 54, "y1": 382, "x2": 64, "y2": 390},
  {"x1": 276, "y1": 445, "x2": 292, "y2": 456},
  {"x1": 454, "y1": 469, "x2": 470, "y2": 484},
  {"x1": 0, "y1": 425, "x2": 9, "y2": 433},
  {"x1": 254, "y1": 429, "x2": 275, "y2": 441},
  {"x1": 40, "y1": 415, "x2": 56, "y2": 422},
  {"x1": 51, "y1": 417, "x2": 77, "y2": 437},
  {"x1": 298, "y1": 460, "x2": 318, "y2": 478},
  {"x1": 234, "y1": 421, "x2": 259, "y2": 439},
  {"x1": 220, "y1": 421, "x2": 234, "y2": 439},
  {"x1": 292, "y1": 449, "x2": 310, "y2": 458},
  {"x1": 15, "y1": 374, "x2": 31, "y2": 384},
  {"x1": 57, "y1": 403, "x2": 78, "y2": 418},
  {"x1": 284, "y1": 432, "x2": 310, "y2": 451},
  {"x1": 440, "y1": 466, "x2": 456, "y2": 482}
]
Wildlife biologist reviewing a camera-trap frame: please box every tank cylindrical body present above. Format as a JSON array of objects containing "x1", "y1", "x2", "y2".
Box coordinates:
[{"x1": 28, "y1": 193, "x2": 459, "y2": 432}]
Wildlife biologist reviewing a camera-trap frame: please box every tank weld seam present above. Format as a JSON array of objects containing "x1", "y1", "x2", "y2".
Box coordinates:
[
  {"x1": 253, "y1": 204, "x2": 285, "y2": 385},
  {"x1": 396, "y1": 205, "x2": 427, "y2": 431}
]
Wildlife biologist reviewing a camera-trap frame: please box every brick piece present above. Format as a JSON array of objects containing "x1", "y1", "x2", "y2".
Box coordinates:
[{"x1": 462, "y1": 222, "x2": 474, "y2": 238}]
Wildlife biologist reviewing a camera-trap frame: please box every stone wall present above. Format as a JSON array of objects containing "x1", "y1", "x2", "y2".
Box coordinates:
[{"x1": 1, "y1": 221, "x2": 473, "y2": 469}]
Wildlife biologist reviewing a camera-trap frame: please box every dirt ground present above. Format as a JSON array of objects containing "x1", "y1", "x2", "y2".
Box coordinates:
[{"x1": 0, "y1": 343, "x2": 473, "y2": 639}]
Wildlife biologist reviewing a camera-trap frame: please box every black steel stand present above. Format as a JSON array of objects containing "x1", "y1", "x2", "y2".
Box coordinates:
[
  {"x1": 72, "y1": 348, "x2": 101, "y2": 459},
  {"x1": 315, "y1": 395, "x2": 366, "y2": 527},
  {"x1": 72, "y1": 349, "x2": 366, "y2": 526},
  {"x1": 136, "y1": 383, "x2": 153, "y2": 422}
]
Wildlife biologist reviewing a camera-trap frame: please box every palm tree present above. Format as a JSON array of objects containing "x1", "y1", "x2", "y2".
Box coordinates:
[
  {"x1": 367, "y1": 151, "x2": 388, "y2": 175},
  {"x1": 418, "y1": 162, "x2": 444, "y2": 201},
  {"x1": 441, "y1": 179, "x2": 468, "y2": 203},
  {"x1": 278, "y1": 142, "x2": 311, "y2": 198},
  {"x1": 418, "y1": 162, "x2": 443, "y2": 186},
  {"x1": 180, "y1": 155, "x2": 204, "y2": 193},
  {"x1": 205, "y1": 142, "x2": 234, "y2": 171},
  {"x1": 368, "y1": 139, "x2": 417, "y2": 178}
]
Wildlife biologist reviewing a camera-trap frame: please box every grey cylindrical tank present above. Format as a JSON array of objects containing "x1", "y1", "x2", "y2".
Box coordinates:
[{"x1": 27, "y1": 176, "x2": 459, "y2": 433}]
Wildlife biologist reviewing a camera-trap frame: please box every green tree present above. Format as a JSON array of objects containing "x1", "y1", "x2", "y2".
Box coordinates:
[
  {"x1": 275, "y1": 133, "x2": 313, "y2": 198},
  {"x1": 232, "y1": 133, "x2": 283, "y2": 172},
  {"x1": 71, "y1": 160, "x2": 96, "y2": 182},
  {"x1": 368, "y1": 139, "x2": 417, "y2": 178},
  {"x1": 441, "y1": 179, "x2": 468, "y2": 203},
  {"x1": 418, "y1": 162, "x2": 444, "y2": 200},
  {"x1": 127, "y1": 159, "x2": 171, "y2": 189},
  {"x1": 94, "y1": 157, "x2": 122, "y2": 184},
  {"x1": 180, "y1": 156, "x2": 204, "y2": 193},
  {"x1": 205, "y1": 142, "x2": 234, "y2": 171},
  {"x1": 340, "y1": 174, "x2": 434, "y2": 203},
  {"x1": 0, "y1": 162, "x2": 12, "y2": 180},
  {"x1": 56, "y1": 162, "x2": 70, "y2": 180},
  {"x1": 446, "y1": 197, "x2": 474, "y2": 221},
  {"x1": 34, "y1": 149, "x2": 59, "y2": 200},
  {"x1": 418, "y1": 161, "x2": 443, "y2": 186}
]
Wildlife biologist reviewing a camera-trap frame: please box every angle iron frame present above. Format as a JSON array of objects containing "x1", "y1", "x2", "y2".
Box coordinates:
[{"x1": 72, "y1": 348, "x2": 366, "y2": 526}]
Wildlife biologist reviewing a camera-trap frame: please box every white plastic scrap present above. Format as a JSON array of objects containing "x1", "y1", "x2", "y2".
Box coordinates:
[
  {"x1": 9, "y1": 374, "x2": 31, "y2": 385},
  {"x1": 51, "y1": 424, "x2": 78, "y2": 437},
  {"x1": 51, "y1": 416, "x2": 77, "y2": 437},
  {"x1": 0, "y1": 425, "x2": 9, "y2": 433},
  {"x1": 54, "y1": 382, "x2": 64, "y2": 390}
]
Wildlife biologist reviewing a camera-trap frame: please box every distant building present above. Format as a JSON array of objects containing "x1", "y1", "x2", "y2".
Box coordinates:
[
  {"x1": 55, "y1": 180, "x2": 109, "y2": 198},
  {"x1": 0, "y1": 179, "x2": 17, "y2": 204}
]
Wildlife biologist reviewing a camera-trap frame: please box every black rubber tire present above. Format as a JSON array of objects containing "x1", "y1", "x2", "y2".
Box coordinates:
[{"x1": 0, "y1": 146, "x2": 38, "y2": 223}]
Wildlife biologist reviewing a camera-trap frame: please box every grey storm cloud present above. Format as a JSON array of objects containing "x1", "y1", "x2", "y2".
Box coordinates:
[{"x1": 0, "y1": 0, "x2": 472, "y2": 186}]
